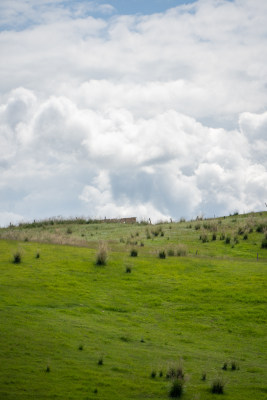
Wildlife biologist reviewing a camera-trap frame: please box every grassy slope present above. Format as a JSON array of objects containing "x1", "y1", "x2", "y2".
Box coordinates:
[{"x1": 0, "y1": 212, "x2": 266, "y2": 399}]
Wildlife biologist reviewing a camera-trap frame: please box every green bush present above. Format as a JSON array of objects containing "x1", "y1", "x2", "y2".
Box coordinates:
[
  {"x1": 13, "y1": 251, "x2": 22, "y2": 264},
  {"x1": 261, "y1": 238, "x2": 267, "y2": 249},
  {"x1": 130, "y1": 249, "x2": 138, "y2": 257},
  {"x1": 159, "y1": 250, "x2": 166, "y2": 259},
  {"x1": 169, "y1": 379, "x2": 184, "y2": 398},
  {"x1": 211, "y1": 377, "x2": 225, "y2": 394}
]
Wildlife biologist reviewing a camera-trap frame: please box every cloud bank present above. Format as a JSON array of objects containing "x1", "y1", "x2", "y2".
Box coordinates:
[{"x1": 0, "y1": 0, "x2": 267, "y2": 225}]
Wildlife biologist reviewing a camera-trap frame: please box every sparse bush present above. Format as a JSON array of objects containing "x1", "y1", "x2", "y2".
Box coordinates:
[
  {"x1": 159, "y1": 370, "x2": 163, "y2": 377},
  {"x1": 168, "y1": 248, "x2": 175, "y2": 256},
  {"x1": 96, "y1": 242, "x2": 108, "y2": 266},
  {"x1": 78, "y1": 344, "x2": 83, "y2": 351},
  {"x1": 231, "y1": 361, "x2": 239, "y2": 370},
  {"x1": 211, "y1": 377, "x2": 225, "y2": 394},
  {"x1": 66, "y1": 227, "x2": 72, "y2": 234},
  {"x1": 24, "y1": 237, "x2": 29, "y2": 242},
  {"x1": 243, "y1": 233, "x2": 248, "y2": 240},
  {"x1": 220, "y1": 233, "x2": 225, "y2": 240},
  {"x1": 120, "y1": 237, "x2": 125, "y2": 243},
  {"x1": 169, "y1": 379, "x2": 184, "y2": 398},
  {"x1": 225, "y1": 235, "x2": 231, "y2": 244},
  {"x1": 234, "y1": 236, "x2": 239, "y2": 244},
  {"x1": 261, "y1": 238, "x2": 267, "y2": 249},
  {"x1": 195, "y1": 224, "x2": 201, "y2": 230},
  {"x1": 130, "y1": 248, "x2": 138, "y2": 257},
  {"x1": 160, "y1": 231, "x2": 164, "y2": 237},
  {"x1": 176, "y1": 244, "x2": 187, "y2": 257},
  {"x1": 151, "y1": 370, "x2": 156, "y2": 378},
  {"x1": 166, "y1": 364, "x2": 184, "y2": 380},
  {"x1": 13, "y1": 251, "x2": 22, "y2": 264},
  {"x1": 36, "y1": 252, "x2": 40, "y2": 259},
  {"x1": 200, "y1": 233, "x2": 209, "y2": 243},
  {"x1": 212, "y1": 233, "x2": 217, "y2": 241},
  {"x1": 46, "y1": 365, "x2": 50, "y2": 373},
  {"x1": 98, "y1": 357, "x2": 103, "y2": 365},
  {"x1": 159, "y1": 250, "x2": 166, "y2": 259},
  {"x1": 140, "y1": 242, "x2": 144, "y2": 247},
  {"x1": 238, "y1": 227, "x2": 244, "y2": 235},
  {"x1": 125, "y1": 265, "x2": 132, "y2": 273},
  {"x1": 222, "y1": 362, "x2": 227, "y2": 370},
  {"x1": 201, "y1": 372, "x2": 206, "y2": 381}
]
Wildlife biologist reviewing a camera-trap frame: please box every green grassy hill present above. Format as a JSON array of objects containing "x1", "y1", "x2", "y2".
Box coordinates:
[{"x1": 0, "y1": 212, "x2": 266, "y2": 399}]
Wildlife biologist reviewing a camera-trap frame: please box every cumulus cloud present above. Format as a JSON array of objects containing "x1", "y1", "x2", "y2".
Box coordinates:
[{"x1": 0, "y1": 0, "x2": 267, "y2": 226}]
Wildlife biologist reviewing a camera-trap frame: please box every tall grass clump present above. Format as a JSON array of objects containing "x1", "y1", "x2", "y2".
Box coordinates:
[
  {"x1": 96, "y1": 241, "x2": 108, "y2": 266},
  {"x1": 211, "y1": 377, "x2": 225, "y2": 394},
  {"x1": 176, "y1": 244, "x2": 187, "y2": 257},
  {"x1": 169, "y1": 379, "x2": 184, "y2": 398}
]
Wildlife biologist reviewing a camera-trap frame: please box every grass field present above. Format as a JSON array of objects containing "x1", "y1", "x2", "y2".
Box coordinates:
[{"x1": 0, "y1": 212, "x2": 266, "y2": 399}]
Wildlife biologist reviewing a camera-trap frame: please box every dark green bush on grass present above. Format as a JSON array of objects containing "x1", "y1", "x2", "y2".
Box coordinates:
[
  {"x1": 159, "y1": 250, "x2": 166, "y2": 259},
  {"x1": 212, "y1": 233, "x2": 217, "y2": 241},
  {"x1": 222, "y1": 362, "x2": 227, "y2": 370},
  {"x1": 151, "y1": 370, "x2": 156, "y2": 378},
  {"x1": 225, "y1": 235, "x2": 231, "y2": 244},
  {"x1": 125, "y1": 265, "x2": 132, "y2": 273},
  {"x1": 200, "y1": 233, "x2": 209, "y2": 243},
  {"x1": 13, "y1": 251, "x2": 22, "y2": 264},
  {"x1": 261, "y1": 238, "x2": 267, "y2": 249},
  {"x1": 98, "y1": 357, "x2": 103, "y2": 366},
  {"x1": 211, "y1": 377, "x2": 225, "y2": 394},
  {"x1": 130, "y1": 248, "x2": 138, "y2": 257},
  {"x1": 231, "y1": 361, "x2": 239, "y2": 370},
  {"x1": 169, "y1": 379, "x2": 184, "y2": 398},
  {"x1": 243, "y1": 233, "x2": 248, "y2": 240},
  {"x1": 36, "y1": 252, "x2": 40, "y2": 259}
]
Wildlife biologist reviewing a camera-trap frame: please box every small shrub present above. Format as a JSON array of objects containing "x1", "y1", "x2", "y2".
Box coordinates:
[
  {"x1": 231, "y1": 361, "x2": 239, "y2": 370},
  {"x1": 36, "y1": 252, "x2": 40, "y2": 259},
  {"x1": 261, "y1": 238, "x2": 267, "y2": 249},
  {"x1": 159, "y1": 370, "x2": 163, "y2": 377},
  {"x1": 168, "y1": 248, "x2": 175, "y2": 256},
  {"x1": 195, "y1": 224, "x2": 201, "y2": 230},
  {"x1": 200, "y1": 233, "x2": 209, "y2": 243},
  {"x1": 151, "y1": 370, "x2": 156, "y2": 378},
  {"x1": 222, "y1": 362, "x2": 227, "y2": 371},
  {"x1": 160, "y1": 231, "x2": 164, "y2": 237},
  {"x1": 140, "y1": 242, "x2": 144, "y2": 247},
  {"x1": 238, "y1": 227, "x2": 244, "y2": 235},
  {"x1": 176, "y1": 244, "x2": 187, "y2": 257},
  {"x1": 46, "y1": 365, "x2": 50, "y2": 373},
  {"x1": 96, "y1": 242, "x2": 108, "y2": 266},
  {"x1": 201, "y1": 372, "x2": 206, "y2": 381},
  {"x1": 225, "y1": 235, "x2": 231, "y2": 244},
  {"x1": 169, "y1": 379, "x2": 184, "y2": 398},
  {"x1": 13, "y1": 251, "x2": 22, "y2": 264},
  {"x1": 93, "y1": 388, "x2": 98, "y2": 394},
  {"x1": 166, "y1": 364, "x2": 184, "y2": 380},
  {"x1": 234, "y1": 236, "x2": 239, "y2": 244},
  {"x1": 159, "y1": 250, "x2": 166, "y2": 259},
  {"x1": 78, "y1": 344, "x2": 83, "y2": 351},
  {"x1": 98, "y1": 357, "x2": 103, "y2": 366},
  {"x1": 211, "y1": 377, "x2": 225, "y2": 394},
  {"x1": 130, "y1": 248, "x2": 138, "y2": 257},
  {"x1": 243, "y1": 233, "x2": 248, "y2": 240},
  {"x1": 125, "y1": 265, "x2": 132, "y2": 273},
  {"x1": 212, "y1": 233, "x2": 217, "y2": 241},
  {"x1": 120, "y1": 237, "x2": 125, "y2": 243},
  {"x1": 66, "y1": 227, "x2": 72, "y2": 234},
  {"x1": 220, "y1": 233, "x2": 225, "y2": 240},
  {"x1": 24, "y1": 237, "x2": 29, "y2": 242}
]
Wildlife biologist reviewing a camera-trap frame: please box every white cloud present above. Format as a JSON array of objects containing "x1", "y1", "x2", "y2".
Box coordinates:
[{"x1": 0, "y1": 0, "x2": 267, "y2": 225}]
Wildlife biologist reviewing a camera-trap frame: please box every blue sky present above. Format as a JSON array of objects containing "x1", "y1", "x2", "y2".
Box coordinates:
[
  {"x1": 0, "y1": 0, "x2": 267, "y2": 225},
  {"x1": 91, "y1": 0, "x2": 197, "y2": 15}
]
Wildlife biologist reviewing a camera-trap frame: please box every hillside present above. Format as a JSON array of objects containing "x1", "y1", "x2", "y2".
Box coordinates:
[{"x1": 0, "y1": 211, "x2": 266, "y2": 399}]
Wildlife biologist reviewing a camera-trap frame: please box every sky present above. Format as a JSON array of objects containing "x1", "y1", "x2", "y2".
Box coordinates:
[{"x1": 0, "y1": 0, "x2": 267, "y2": 226}]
